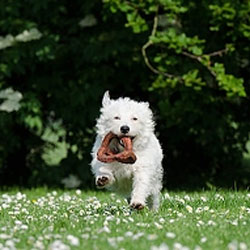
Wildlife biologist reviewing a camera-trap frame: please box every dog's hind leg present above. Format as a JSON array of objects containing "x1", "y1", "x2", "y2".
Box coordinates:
[{"x1": 130, "y1": 171, "x2": 150, "y2": 210}]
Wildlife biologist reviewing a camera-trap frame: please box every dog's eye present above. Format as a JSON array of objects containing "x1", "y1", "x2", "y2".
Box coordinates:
[
  {"x1": 132, "y1": 117, "x2": 138, "y2": 121},
  {"x1": 114, "y1": 116, "x2": 120, "y2": 120}
]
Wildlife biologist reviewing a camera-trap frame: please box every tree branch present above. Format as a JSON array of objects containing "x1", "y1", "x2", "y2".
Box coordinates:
[
  {"x1": 206, "y1": 48, "x2": 228, "y2": 57},
  {"x1": 181, "y1": 47, "x2": 229, "y2": 78},
  {"x1": 141, "y1": 7, "x2": 178, "y2": 79},
  {"x1": 141, "y1": 8, "x2": 229, "y2": 84},
  {"x1": 181, "y1": 51, "x2": 217, "y2": 78}
]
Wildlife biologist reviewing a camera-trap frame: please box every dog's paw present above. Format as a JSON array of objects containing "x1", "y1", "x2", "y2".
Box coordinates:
[
  {"x1": 96, "y1": 176, "x2": 109, "y2": 188},
  {"x1": 130, "y1": 202, "x2": 145, "y2": 210}
]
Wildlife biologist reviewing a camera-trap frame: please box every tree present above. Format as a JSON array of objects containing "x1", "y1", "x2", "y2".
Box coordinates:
[
  {"x1": 0, "y1": 0, "x2": 249, "y2": 188},
  {"x1": 104, "y1": 0, "x2": 250, "y2": 188}
]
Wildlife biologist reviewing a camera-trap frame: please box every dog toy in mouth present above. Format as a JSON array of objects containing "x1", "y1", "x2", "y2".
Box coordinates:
[{"x1": 97, "y1": 132, "x2": 137, "y2": 164}]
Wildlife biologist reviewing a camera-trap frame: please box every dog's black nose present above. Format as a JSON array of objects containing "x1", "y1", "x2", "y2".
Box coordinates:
[{"x1": 120, "y1": 125, "x2": 130, "y2": 134}]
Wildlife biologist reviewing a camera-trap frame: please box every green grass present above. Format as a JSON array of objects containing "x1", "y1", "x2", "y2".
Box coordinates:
[{"x1": 0, "y1": 189, "x2": 249, "y2": 250}]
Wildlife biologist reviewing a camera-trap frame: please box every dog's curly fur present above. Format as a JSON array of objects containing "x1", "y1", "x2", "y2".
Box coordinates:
[{"x1": 91, "y1": 91, "x2": 163, "y2": 210}]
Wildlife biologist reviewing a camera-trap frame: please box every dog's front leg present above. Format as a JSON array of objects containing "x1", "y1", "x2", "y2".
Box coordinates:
[
  {"x1": 91, "y1": 159, "x2": 115, "y2": 189},
  {"x1": 95, "y1": 165, "x2": 115, "y2": 189},
  {"x1": 130, "y1": 169, "x2": 150, "y2": 210}
]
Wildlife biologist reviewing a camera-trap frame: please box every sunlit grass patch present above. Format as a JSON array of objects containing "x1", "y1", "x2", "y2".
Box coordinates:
[{"x1": 0, "y1": 189, "x2": 249, "y2": 249}]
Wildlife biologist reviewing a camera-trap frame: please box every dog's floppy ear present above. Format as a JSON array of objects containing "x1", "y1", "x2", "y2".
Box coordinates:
[{"x1": 102, "y1": 90, "x2": 111, "y2": 107}]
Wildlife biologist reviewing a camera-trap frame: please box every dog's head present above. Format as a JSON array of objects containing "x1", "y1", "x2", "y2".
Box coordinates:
[{"x1": 96, "y1": 91, "x2": 155, "y2": 140}]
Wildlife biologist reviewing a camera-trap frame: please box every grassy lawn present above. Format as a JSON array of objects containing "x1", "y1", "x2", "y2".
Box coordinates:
[{"x1": 0, "y1": 189, "x2": 249, "y2": 250}]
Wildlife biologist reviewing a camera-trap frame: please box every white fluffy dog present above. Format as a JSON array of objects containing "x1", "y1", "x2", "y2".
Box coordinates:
[{"x1": 91, "y1": 91, "x2": 163, "y2": 210}]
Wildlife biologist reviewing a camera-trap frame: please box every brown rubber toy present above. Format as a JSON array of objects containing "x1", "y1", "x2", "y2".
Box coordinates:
[{"x1": 97, "y1": 132, "x2": 136, "y2": 164}]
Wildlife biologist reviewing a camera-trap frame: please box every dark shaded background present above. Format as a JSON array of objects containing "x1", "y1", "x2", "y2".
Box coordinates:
[{"x1": 0, "y1": 0, "x2": 249, "y2": 190}]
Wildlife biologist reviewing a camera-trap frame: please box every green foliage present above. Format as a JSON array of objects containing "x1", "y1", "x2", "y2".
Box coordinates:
[
  {"x1": 212, "y1": 63, "x2": 246, "y2": 97},
  {"x1": 106, "y1": 0, "x2": 248, "y2": 97},
  {"x1": 151, "y1": 29, "x2": 204, "y2": 54},
  {"x1": 182, "y1": 70, "x2": 205, "y2": 90},
  {"x1": 0, "y1": 0, "x2": 249, "y2": 188}
]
